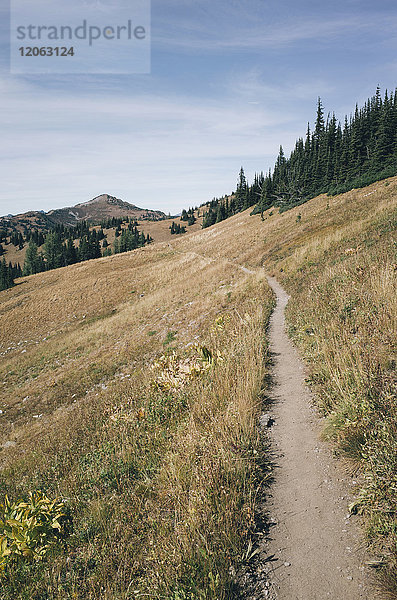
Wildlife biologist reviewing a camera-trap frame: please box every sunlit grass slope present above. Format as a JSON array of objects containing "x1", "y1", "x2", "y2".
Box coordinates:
[
  {"x1": 166, "y1": 176, "x2": 396, "y2": 596},
  {"x1": 0, "y1": 175, "x2": 396, "y2": 598},
  {"x1": 0, "y1": 227, "x2": 273, "y2": 599},
  {"x1": 274, "y1": 185, "x2": 397, "y2": 597}
]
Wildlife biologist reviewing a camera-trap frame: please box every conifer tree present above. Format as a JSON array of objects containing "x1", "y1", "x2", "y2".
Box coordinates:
[
  {"x1": 235, "y1": 167, "x2": 248, "y2": 211},
  {"x1": 314, "y1": 97, "x2": 325, "y2": 147},
  {"x1": 252, "y1": 87, "x2": 397, "y2": 213},
  {"x1": 259, "y1": 176, "x2": 274, "y2": 217},
  {"x1": 0, "y1": 258, "x2": 13, "y2": 291},
  {"x1": 216, "y1": 203, "x2": 226, "y2": 223},
  {"x1": 43, "y1": 232, "x2": 65, "y2": 269},
  {"x1": 23, "y1": 241, "x2": 44, "y2": 275},
  {"x1": 65, "y1": 239, "x2": 78, "y2": 265}
]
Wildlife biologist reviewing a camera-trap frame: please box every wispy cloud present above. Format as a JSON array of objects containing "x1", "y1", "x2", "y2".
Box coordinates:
[
  {"x1": 153, "y1": 3, "x2": 394, "y2": 52},
  {"x1": 1, "y1": 0, "x2": 396, "y2": 215},
  {"x1": 0, "y1": 76, "x2": 301, "y2": 214}
]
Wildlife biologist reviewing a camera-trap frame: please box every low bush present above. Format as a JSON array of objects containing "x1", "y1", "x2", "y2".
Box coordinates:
[{"x1": 0, "y1": 491, "x2": 67, "y2": 571}]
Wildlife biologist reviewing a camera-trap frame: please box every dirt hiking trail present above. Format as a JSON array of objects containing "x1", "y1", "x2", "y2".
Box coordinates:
[{"x1": 259, "y1": 277, "x2": 371, "y2": 600}]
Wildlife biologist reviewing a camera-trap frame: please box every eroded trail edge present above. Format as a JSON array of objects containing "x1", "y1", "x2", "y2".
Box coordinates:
[{"x1": 258, "y1": 277, "x2": 371, "y2": 600}]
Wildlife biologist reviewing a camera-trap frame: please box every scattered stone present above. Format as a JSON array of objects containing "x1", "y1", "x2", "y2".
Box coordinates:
[
  {"x1": 261, "y1": 414, "x2": 275, "y2": 428},
  {"x1": 2, "y1": 441, "x2": 16, "y2": 449}
]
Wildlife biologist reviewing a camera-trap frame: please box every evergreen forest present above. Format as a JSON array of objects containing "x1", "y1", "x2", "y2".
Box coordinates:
[
  {"x1": 0, "y1": 217, "x2": 152, "y2": 290},
  {"x1": 203, "y1": 87, "x2": 397, "y2": 227}
]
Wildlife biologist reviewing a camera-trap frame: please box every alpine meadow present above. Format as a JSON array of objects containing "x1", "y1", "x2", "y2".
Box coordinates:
[{"x1": 0, "y1": 87, "x2": 396, "y2": 600}]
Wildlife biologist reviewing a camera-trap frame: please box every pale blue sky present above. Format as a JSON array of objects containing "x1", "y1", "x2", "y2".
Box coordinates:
[{"x1": 1, "y1": 0, "x2": 397, "y2": 215}]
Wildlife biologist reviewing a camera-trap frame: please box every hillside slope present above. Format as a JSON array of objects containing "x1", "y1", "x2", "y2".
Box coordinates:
[
  {"x1": 0, "y1": 177, "x2": 396, "y2": 598},
  {"x1": 0, "y1": 206, "x2": 202, "y2": 269},
  {"x1": 0, "y1": 217, "x2": 274, "y2": 599},
  {"x1": 47, "y1": 194, "x2": 166, "y2": 225},
  {"x1": 1, "y1": 195, "x2": 166, "y2": 228}
]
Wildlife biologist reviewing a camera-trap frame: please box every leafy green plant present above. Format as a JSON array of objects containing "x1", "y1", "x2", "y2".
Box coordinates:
[
  {"x1": 0, "y1": 491, "x2": 66, "y2": 571},
  {"x1": 151, "y1": 346, "x2": 214, "y2": 394},
  {"x1": 163, "y1": 330, "x2": 177, "y2": 347}
]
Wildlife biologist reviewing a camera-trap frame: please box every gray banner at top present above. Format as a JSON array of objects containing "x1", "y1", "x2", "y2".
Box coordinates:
[{"x1": 10, "y1": 0, "x2": 151, "y2": 74}]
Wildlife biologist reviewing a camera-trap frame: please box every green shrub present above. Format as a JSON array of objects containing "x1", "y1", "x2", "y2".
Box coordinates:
[{"x1": 0, "y1": 491, "x2": 66, "y2": 571}]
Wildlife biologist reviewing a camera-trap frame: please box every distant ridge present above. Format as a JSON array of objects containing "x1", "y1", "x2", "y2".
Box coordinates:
[
  {"x1": 46, "y1": 194, "x2": 166, "y2": 225},
  {"x1": 0, "y1": 194, "x2": 166, "y2": 231}
]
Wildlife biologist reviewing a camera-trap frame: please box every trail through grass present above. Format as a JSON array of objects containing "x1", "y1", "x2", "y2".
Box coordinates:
[
  {"x1": 0, "y1": 240, "x2": 273, "y2": 599},
  {"x1": 0, "y1": 175, "x2": 396, "y2": 597}
]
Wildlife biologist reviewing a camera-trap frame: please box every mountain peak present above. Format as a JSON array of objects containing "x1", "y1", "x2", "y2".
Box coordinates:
[
  {"x1": 1, "y1": 195, "x2": 166, "y2": 228},
  {"x1": 77, "y1": 194, "x2": 136, "y2": 208}
]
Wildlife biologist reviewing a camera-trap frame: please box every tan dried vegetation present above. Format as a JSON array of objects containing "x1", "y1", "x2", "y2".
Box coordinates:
[
  {"x1": 0, "y1": 175, "x2": 396, "y2": 598},
  {"x1": 0, "y1": 224, "x2": 273, "y2": 599}
]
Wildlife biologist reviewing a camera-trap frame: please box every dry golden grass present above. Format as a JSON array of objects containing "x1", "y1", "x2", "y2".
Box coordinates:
[
  {"x1": 137, "y1": 210, "x2": 204, "y2": 243},
  {"x1": 0, "y1": 218, "x2": 273, "y2": 599},
  {"x1": 1, "y1": 243, "x2": 26, "y2": 267},
  {"x1": 0, "y1": 175, "x2": 396, "y2": 598},
  {"x1": 262, "y1": 183, "x2": 396, "y2": 597},
  {"x1": 170, "y1": 178, "x2": 396, "y2": 596},
  {"x1": 1, "y1": 209, "x2": 204, "y2": 267}
]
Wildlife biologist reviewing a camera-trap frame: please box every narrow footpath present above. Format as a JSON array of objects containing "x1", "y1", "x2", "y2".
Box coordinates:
[{"x1": 260, "y1": 277, "x2": 371, "y2": 600}]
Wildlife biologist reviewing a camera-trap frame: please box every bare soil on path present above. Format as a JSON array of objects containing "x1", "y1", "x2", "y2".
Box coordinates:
[{"x1": 251, "y1": 277, "x2": 373, "y2": 600}]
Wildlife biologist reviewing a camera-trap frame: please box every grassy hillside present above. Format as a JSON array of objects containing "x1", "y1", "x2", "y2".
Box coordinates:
[
  {"x1": 271, "y1": 184, "x2": 397, "y2": 596},
  {"x1": 1, "y1": 212, "x2": 203, "y2": 269},
  {"x1": 191, "y1": 176, "x2": 396, "y2": 594},
  {"x1": 0, "y1": 228, "x2": 273, "y2": 599},
  {"x1": 136, "y1": 210, "x2": 204, "y2": 243},
  {"x1": 0, "y1": 176, "x2": 396, "y2": 598}
]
